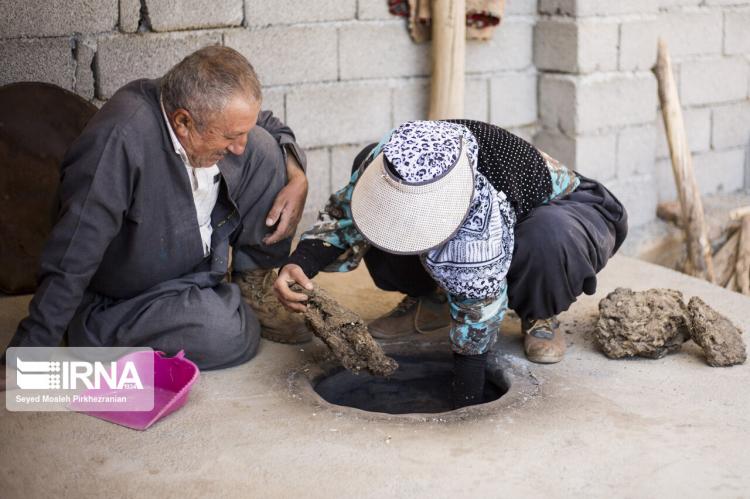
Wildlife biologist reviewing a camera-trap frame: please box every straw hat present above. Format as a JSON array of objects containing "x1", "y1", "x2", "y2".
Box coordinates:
[{"x1": 351, "y1": 123, "x2": 475, "y2": 255}]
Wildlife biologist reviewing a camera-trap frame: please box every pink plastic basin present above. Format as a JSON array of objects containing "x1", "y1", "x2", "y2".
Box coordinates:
[{"x1": 71, "y1": 350, "x2": 200, "y2": 430}]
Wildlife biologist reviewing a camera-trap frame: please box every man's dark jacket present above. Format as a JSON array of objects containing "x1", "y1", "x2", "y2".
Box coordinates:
[{"x1": 8, "y1": 78, "x2": 304, "y2": 350}]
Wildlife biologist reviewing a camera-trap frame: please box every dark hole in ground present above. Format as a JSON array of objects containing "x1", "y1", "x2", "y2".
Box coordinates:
[{"x1": 313, "y1": 353, "x2": 510, "y2": 414}]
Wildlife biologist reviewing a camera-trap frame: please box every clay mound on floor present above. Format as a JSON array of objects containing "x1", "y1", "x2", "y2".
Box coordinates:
[
  {"x1": 596, "y1": 287, "x2": 746, "y2": 367},
  {"x1": 687, "y1": 296, "x2": 746, "y2": 367},
  {"x1": 595, "y1": 287, "x2": 691, "y2": 359}
]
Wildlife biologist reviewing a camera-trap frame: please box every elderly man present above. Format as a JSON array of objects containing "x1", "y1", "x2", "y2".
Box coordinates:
[{"x1": 3, "y1": 46, "x2": 310, "y2": 371}]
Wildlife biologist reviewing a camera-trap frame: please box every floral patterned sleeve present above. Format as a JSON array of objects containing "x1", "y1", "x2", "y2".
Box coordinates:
[
  {"x1": 447, "y1": 285, "x2": 508, "y2": 355},
  {"x1": 295, "y1": 166, "x2": 370, "y2": 274},
  {"x1": 287, "y1": 132, "x2": 393, "y2": 277},
  {"x1": 538, "y1": 149, "x2": 580, "y2": 202}
]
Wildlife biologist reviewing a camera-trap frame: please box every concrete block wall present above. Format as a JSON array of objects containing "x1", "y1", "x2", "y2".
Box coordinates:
[
  {"x1": 534, "y1": 0, "x2": 750, "y2": 227},
  {"x1": 1, "y1": 0, "x2": 748, "y2": 229},
  {"x1": 0, "y1": 0, "x2": 540, "y2": 226}
]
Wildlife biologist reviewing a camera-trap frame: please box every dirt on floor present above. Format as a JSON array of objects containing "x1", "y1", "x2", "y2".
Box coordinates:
[
  {"x1": 293, "y1": 283, "x2": 398, "y2": 376},
  {"x1": 595, "y1": 287, "x2": 746, "y2": 367}
]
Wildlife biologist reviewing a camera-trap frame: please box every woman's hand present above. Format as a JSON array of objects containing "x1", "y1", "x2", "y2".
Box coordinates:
[{"x1": 273, "y1": 264, "x2": 314, "y2": 312}]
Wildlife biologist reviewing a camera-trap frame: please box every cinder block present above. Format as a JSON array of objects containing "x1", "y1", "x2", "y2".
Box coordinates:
[
  {"x1": 724, "y1": 9, "x2": 750, "y2": 55},
  {"x1": 575, "y1": 132, "x2": 618, "y2": 181},
  {"x1": 705, "y1": 0, "x2": 750, "y2": 5},
  {"x1": 245, "y1": 0, "x2": 356, "y2": 25},
  {"x1": 534, "y1": 130, "x2": 576, "y2": 169},
  {"x1": 539, "y1": 74, "x2": 576, "y2": 134},
  {"x1": 539, "y1": 0, "x2": 657, "y2": 16},
  {"x1": 607, "y1": 174, "x2": 659, "y2": 227},
  {"x1": 658, "y1": 0, "x2": 702, "y2": 9},
  {"x1": 534, "y1": 19, "x2": 577, "y2": 73},
  {"x1": 261, "y1": 87, "x2": 285, "y2": 122},
  {"x1": 74, "y1": 37, "x2": 97, "y2": 100},
  {"x1": 490, "y1": 72, "x2": 537, "y2": 127},
  {"x1": 392, "y1": 80, "x2": 429, "y2": 125},
  {"x1": 339, "y1": 22, "x2": 429, "y2": 80},
  {"x1": 655, "y1": 148, "x2": 747, "y2": 200},
  {"x1": 654, "y1": 158, "x2": 677, "y2": 201},
  {"x1": 576, "y1": 19, "x2": 619, "y2": 74},
  {"x1": 534, "y1": 130, "x2": 616, "y2": 179},
  {"x1": 331, "y1": 144, "x2": 369, "y2": 187},
  {"x1": 617, "y1": 125, "x2": 656, "y2": 179},
  {"x1": 0, "y1": 0, "x2": 117, "y2": 38},
  {"x1": 287, "y1": 83, "x2": 392, "y2": 148},
  {"x1": 535, "y1": 18, "x2": 625, "y2": 74},
  {"x1": 303, "y1": 148, "x2": 332, "y2": 215},
  {"x1": 693, "y1": 149, "x2": 747, "y2": 194},
  {"x1": 0, "y1": 37, "x2": 74, "y2": 90},
  {"x1": 538, "y1": 0, "x2": 574, "y2": 15},
  {"x1": 619, "y1": 18, "x2": 659, "y2": 72},
  {"x1": 96, "y1": 32, "x2": 222, "y2": 99},
  {"x1": 466, "y1": 19, "x2": 533, "y2": 73},
  {"x1": 655, "y1": 106, "x2": 711, "y2": 159},
  {"x1": 658, "y1": 10, "x2": 723, "y2": 59},
  {"x1": 712, "y1": 101, "x2": 750, "y2": 149},
  {"x1": 575, "y1": 73, "x2": 658, "y2": 134},
  {"x1": 542, "y1": 73, "x2": 657, "y2": 135},
  {"x1": 146, "y1": 0, "x2": 242, "y2": 32},
  {"x1": 465, "y1": 78, "x2": 489, "y2": 122},
  {"x1": 225, "y1": 25, "x2": 338, "y2": 86},
  {"x1": 506, "y1": 0, "x2": 538, "y2": 15},
  {"x1": 357, "y1": 0, "x2": 394, "y2": 20},
  {"x1": 680, "y1": 57, "x2": 748, "y2": 106},
  {"x1": 120, "y1": 0, "x2": 141, "y2": 33}
]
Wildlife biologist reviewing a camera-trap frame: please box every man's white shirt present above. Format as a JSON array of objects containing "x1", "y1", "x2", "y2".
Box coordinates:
[{"x1": 161, "y1": 103, "x2": 220, "y2": 257}]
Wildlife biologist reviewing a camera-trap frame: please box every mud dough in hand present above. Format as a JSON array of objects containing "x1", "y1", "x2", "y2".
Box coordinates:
[{"x1": 292, "y1": 283, "x2": 398, "y2": 376}]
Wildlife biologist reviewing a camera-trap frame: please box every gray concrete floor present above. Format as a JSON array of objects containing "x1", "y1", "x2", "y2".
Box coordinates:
[{"x1": 1, "y1": 255, "x2": 749, "y2": 498}]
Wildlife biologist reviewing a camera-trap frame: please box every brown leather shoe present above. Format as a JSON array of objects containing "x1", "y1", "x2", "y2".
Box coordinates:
[
  {"x1": 369, "y1": 290, "x2": 450, "y2": 339},
  {"x1": 236, "y1": 269, "x2": 312, "y2": 344},
  {"x1": 522, "y1": 316, "x2": 565, "y2": 364}
]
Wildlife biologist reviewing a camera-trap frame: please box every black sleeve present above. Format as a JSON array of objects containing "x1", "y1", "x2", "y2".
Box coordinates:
[{"x1": 286, "y1": 240, "x2": 346, "y2": 279}]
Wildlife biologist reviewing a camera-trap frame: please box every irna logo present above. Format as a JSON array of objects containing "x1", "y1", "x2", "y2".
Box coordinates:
[{"x1": 15, "y1": 358, "x2": 144, "y2": 390}]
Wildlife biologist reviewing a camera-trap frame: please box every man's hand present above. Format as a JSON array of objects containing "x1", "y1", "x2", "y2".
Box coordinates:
[
  {"x1": 263, "y1": 154, "x2": 308, "y2": 245},
  {"x1": 273, "y1": 264, "x2": 313, "y2": 312}
]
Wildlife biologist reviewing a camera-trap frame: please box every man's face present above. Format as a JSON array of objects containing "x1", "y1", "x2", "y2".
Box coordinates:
[{"x1": 173, "y1": 93, "x2": 261, "y2": 168}]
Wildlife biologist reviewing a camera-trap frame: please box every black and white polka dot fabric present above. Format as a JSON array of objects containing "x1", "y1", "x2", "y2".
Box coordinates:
[{"x1": 446, "y1": 119, "x2": 553, "y2": 217}]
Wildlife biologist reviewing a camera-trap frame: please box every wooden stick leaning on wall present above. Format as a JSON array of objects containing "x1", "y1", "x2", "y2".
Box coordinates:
[
  {"x1": 428, "y1": 0, "x2": 465, "y2": 120},
  {"x1": 653, "y1": 38, "x2": 716, "y2": 283},
  {"x1": 713, "y1": 230, "x2": 740, "y2": 288},
  {"x1": 736, "y1": 215, "x2": 750, "y2": 295},
  {"x1": 730, "y1": 205, "x2": 750, "y2": 221}
]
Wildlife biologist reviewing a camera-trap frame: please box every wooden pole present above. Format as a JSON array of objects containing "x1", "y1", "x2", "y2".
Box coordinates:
[
  {"x1": 736, "y1": 215, "x2": 750, "y2": 295},
  {"x1": 428, "y1": 0, "x2": 465, "y2": 120},
  {"x1": 653, "y1": 38, "x2": 715, "y2": 283},
  {"x1": 713, "y1": 230, "x2": 739, "y2": 287},
  {"x1": 729, "y1": 205, "x2": 750, "y2": 221}
]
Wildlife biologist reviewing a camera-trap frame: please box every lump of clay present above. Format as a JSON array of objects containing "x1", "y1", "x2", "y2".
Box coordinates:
[
  {"x1": 687, "y1": 297, "x2": 747, "y2": 367},
  {"x1": 596, "y1": 287, "x2": 691, "y2": 359},
  {"x1": 292, "y1": 283, "x2": 398, "y2": 377}
]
